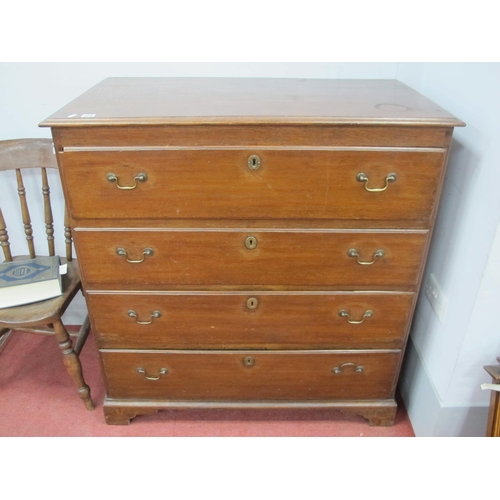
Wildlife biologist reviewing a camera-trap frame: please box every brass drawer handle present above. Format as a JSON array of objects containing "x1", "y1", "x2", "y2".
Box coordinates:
[
  {"x1": 137, "y1": 368, "x2": 168, "y2": 380},
  {"x1": 107, "y1": 172, "x2": 148, "y2": 190},
  {"x1": 128, "y1": 310, "x2": 161, "y2": 325},
  {"x1": 244, "y1": 236, "x2": 258, "y2": 249},
  {"x1": 116, "y1": 247, "x2": 154, "y2": 263},
  {"x1": 243, "y1": 356, "x2": 255, "y2": 367},
  {"x1": 332, "y1": 363, "x2": 364, "y2": 374},
  {"x1": 357, "y1": 172, "x2": 396, "y2": 192},
  {"x1": 338, "y1": 309, "x2": 373, "y2": 324},
  {"x1": 247, "y1": 155, "x2": 261, "y2": 171},
  {"x1": 348, "y1": 248, "x2": 384, "y2": 265}
]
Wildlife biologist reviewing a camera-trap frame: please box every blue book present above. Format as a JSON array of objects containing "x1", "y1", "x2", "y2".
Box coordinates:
[{"x1": 0, "y1": 256, "x2": 63, "y2": 309}]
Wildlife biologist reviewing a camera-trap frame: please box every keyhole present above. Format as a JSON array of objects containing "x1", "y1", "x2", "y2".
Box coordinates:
[
  {"x1": 247, "y1": 155, "x2": 261, "y2": 171},
  {"x1": 247, "y1": 297, "x2": 259, "y2": 310},
  {"x1": 244, "y1": 356, "x2": 255, "y2": 367},
  {"x1": 245, "y1": 236, "x2": 258, "y2": 249}
]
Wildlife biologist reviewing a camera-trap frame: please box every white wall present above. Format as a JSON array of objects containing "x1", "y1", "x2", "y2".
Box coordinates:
[
  {"x1": 1, "y1": 62, "x2": 499, "y2": 435},
  {"x1": 0, "y1": 62, "x2": 401, "y2": 140},
  {"x1": 397, "y1": 63, "x2": 500, "y2": 435}
]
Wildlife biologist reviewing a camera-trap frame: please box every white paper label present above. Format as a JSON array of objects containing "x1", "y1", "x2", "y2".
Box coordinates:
[{"x1": 481, "y1": 383, "x2": 500, "y2": 392}]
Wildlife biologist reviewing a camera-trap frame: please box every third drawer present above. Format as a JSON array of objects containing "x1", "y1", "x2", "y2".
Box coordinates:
[{"x1": 88, "y1": 291, "x2": 414, "y2": 349}]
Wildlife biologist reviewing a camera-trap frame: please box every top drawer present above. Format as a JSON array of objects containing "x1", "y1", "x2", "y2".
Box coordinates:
[{"x1": 58, "y1": 148, "x2": 445, "y2": 222}]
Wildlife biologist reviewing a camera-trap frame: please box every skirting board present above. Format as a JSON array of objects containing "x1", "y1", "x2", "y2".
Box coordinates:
[{"x1": 399, "y1": 337, "x2": 489, "y2": 437}]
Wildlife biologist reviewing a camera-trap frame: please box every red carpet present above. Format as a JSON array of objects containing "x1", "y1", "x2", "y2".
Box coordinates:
[{"x1": 0, "y1": 329, "x2": 414, "y2": 437}]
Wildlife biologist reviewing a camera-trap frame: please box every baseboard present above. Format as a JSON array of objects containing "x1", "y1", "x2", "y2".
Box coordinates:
[{"x1": 399, "y1": 337, "x2": 489, "y2": 437}]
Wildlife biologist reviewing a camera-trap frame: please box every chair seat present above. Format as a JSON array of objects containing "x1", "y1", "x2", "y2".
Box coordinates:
[{"x1": 0, "y1": 260, "x2": 82, "y2": 328}]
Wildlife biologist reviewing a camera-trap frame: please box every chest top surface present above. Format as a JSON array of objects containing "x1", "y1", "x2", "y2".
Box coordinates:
[{"x1": 39, "y1": 77, "x2": 464, "y2": 128}]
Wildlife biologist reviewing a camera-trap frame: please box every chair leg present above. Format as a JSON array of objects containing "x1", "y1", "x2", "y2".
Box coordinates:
[
  {"x1": 73, "y1": 315, "x2": 91, "y2": 355},
  {"x1": 0, "y1": 328, "x2": 13, "y2": 354},
  {"x1": 52, "y1": 319, "x2": 94, "y2": 411}
]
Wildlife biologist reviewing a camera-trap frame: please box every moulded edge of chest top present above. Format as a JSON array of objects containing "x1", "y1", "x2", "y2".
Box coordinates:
[
  {"x1": 51, "y1": 125, "x2": 454, "y2": 150},
  {"x1": 67, "y1": 219, "x2": 434, "y2": 231}
]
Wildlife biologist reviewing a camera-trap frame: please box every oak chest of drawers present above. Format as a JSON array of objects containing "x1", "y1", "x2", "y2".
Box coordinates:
[{"x1": 41, "y1": 78, "x2": 464, "y2": 425}]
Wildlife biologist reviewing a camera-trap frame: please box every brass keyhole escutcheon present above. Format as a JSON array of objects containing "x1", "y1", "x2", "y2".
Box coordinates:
[
  {"x1": 244, "y1": 356, "x2": 255, "y2": 367},
  {"x1": 246, "y1": 297, "x2": 259, "y2": 310},
  {"x1": 247, "y1": 154, "x2": 261, "y2": 171},
  {"x1": 245, "y1": 236, "x2": 258, "y2": 249}
]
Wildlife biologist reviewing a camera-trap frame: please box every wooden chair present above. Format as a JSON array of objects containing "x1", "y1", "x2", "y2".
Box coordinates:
[{"x1": 0, "y1": 139, "x2": 94, "y2": 411}]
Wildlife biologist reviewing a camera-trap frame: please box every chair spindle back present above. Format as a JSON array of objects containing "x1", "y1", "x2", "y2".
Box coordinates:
[{"x1": 0, "y1": 139, "x2": 72, "y2": 263}]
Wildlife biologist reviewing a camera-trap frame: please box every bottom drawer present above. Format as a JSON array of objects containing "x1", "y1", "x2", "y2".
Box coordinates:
[{"x1": 101, "y1": 350, "x2": 400, "y2": 401}]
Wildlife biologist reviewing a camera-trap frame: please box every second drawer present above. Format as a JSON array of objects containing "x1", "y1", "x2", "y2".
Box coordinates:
[
  {"x1": 88, "y1": 291, "x2": 414, "y2": 349},
  {"x1": 75, "y1": 229, "x2": 428, "y2": 289}
]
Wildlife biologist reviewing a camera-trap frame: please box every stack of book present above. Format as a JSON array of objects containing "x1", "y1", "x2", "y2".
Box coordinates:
[{"x1": 0, "y1": 256, "x2": 64, "y2": 309}]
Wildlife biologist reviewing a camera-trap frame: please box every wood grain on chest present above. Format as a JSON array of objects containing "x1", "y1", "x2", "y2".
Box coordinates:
[
  {"x1": 87, "y1": 291, "x2": 414, "y2": 350},
  {"x1": 41, "y1": 77, "x2": 463, "y2": 425},
  {"x1": 73, "y1": 228, "x2": 428, "y2": 289},
  {"x1": 59, "y1": 147, "x2": 446, "y2": 222}
]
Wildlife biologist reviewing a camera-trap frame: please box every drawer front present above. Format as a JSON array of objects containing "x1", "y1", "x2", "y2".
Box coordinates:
[
  {"x1": 101, "y1": 350, "x2": 400, "y2": 400},
  {"x1": 60, "y1": 149, "x2": 444, "y2": 221},
  {"x1": 88, "y1": 292, "x2": 414, "y2": 349},
  {"x1": 75, "y1": 229, "x2": 428, "y2": 288}
]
